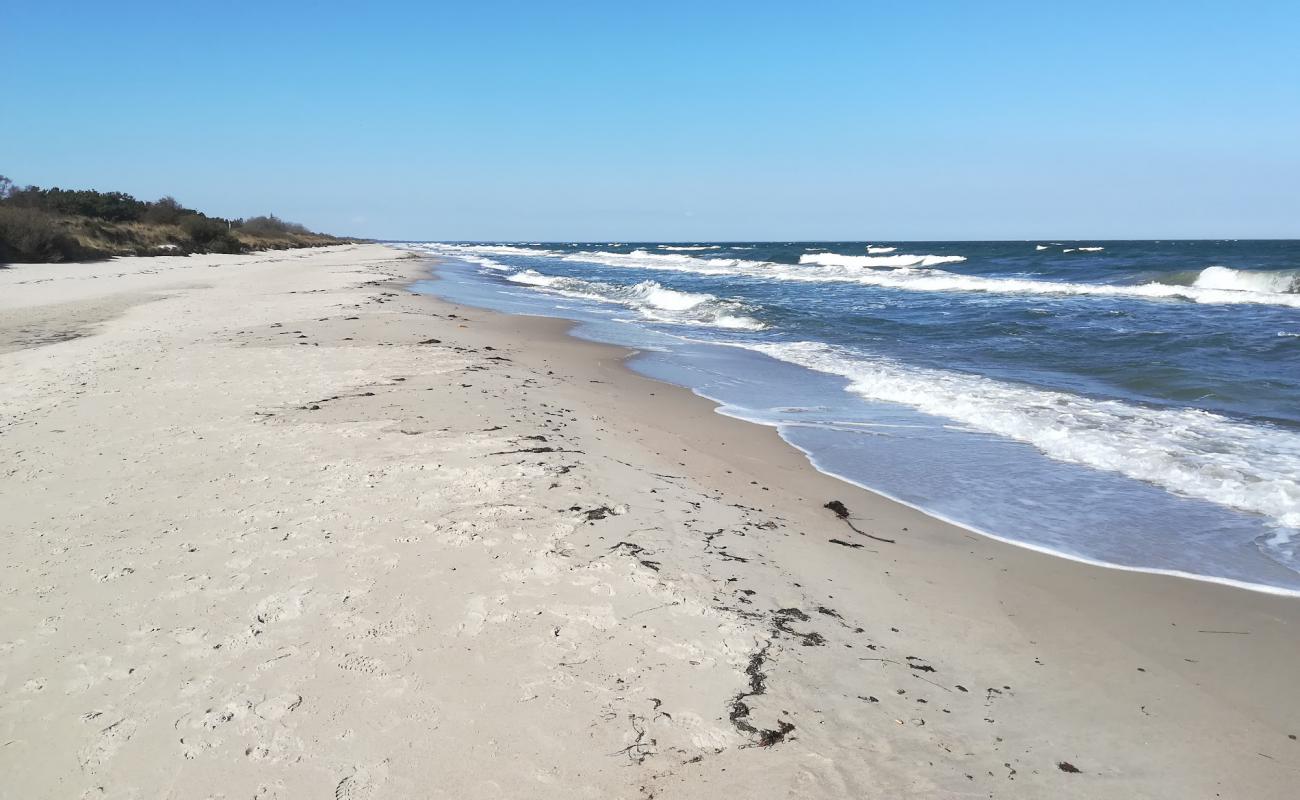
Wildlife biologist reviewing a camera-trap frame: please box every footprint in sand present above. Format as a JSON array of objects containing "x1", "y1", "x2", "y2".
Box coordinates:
[
  {"x1": 78, "y1": 717, "x2": 136, "y2": 772},
  {"x1": 334, "y1": 762, "x2": 389, "y2": 800},
  {"x1": 355, "y1": 611, "x2": 419, "y2": 642},
  {"x1": 252, "y1": 586, "x2": 312, "y2": 626},
  {"x1": 338, "y1": 653, "x2": 388, "y2": 676}
]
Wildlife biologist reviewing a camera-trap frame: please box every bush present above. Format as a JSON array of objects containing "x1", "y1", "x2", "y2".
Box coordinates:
[
  {"x1": 5, "y1": 186, "x2": 148, "y2": 222},
  {"x1": 143, "y1": 196, "x2": 187, "y2": 225},
  {"x1": 180, "y1": 214, "x2": 229, "y2": 244},
  {"x1": 206, "y1": 232, "x2": 245, "y2": 254},
  {"x1": 0, "y1": 207, "x2": 101, "y2": 263},
  {"x1": 0, "y1": 176, "x2": 346, "y2": 261},
  {"x1": 237, "y1": 214, "x2": 311, "y2": 236},
  {"x1": 178, "y1": 215, "x2": 244, "y2": 254}
]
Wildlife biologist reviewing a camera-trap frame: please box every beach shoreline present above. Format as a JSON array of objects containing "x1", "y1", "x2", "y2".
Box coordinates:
[{"x1": 2, "y1": 244, "x2": 1296, "y2": 798}]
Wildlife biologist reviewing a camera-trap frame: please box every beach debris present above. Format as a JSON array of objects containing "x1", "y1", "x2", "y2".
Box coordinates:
[
  {"x1": 610, "y1": 714, "x2": 656, "y2": 764},
  {"x1": 727, "y1": 641, "x2": 797, "y2": 748},
  {"x1": 828, "y1": 538, "x2": 863, "y2": 549},
  {"x1": 1057, "y1": 761, "x2": 1082, "y2": 773},
  {"x1": 488, "y1": 445, "x2": 584, "y2": 456},
  {"x1": 825, "y1": 500, "x2": 851, "y2": 518},
  {"x1": 824, "y1": 500, "x2": 896, "y2": 544},
  {"x1": 579, "y1": 504, "x2": 628, "y2": 521},
  {"x1": 606, "y1": 540, "x2": 661, "y2": 570},
  {"x1": 773, "y1": 608, "x2": 826, "y2": 647}
]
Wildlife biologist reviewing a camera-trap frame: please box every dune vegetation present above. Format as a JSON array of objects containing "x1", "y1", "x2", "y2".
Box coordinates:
[{"x1": 0, "y1": 175, "x2": 356, "y2": 264}]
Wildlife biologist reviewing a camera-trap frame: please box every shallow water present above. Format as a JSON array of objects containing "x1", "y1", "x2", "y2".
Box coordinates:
[{"x1": 408, "y1": 240, "x2": 1300, "y2": 594}]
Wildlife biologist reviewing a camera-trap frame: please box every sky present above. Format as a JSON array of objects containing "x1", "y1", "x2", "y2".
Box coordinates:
[{"x1": 3, "y1": 1, "x2": 1299, "y2": 240}]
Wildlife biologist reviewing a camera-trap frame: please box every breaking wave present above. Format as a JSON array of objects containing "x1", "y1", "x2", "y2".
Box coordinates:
[
  {"x1": 737, "y1": 340, "x2": 1300, "y2": 532},
  {"x1": 1192, "y1": 266, "x2": 1300, "y2": 294},
  {"x1": 505, "y1": 269, "x2": 765, "y2": 330},
  {"x1": 798, "y1": 252, "x2": 968, "y2": 268},
  {"x1": 423, "y1": 244, "x2": 1300, "y2": 307}
]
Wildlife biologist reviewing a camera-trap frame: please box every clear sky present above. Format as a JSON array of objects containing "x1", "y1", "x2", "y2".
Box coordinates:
[{"x1": 4, "y1": 1, "x2": 1298, "y2": 240}]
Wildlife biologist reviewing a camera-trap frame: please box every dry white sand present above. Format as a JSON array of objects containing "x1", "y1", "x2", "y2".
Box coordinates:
[{"x1": 1, "y1": 244, "x2": 1297, "y2": 798}]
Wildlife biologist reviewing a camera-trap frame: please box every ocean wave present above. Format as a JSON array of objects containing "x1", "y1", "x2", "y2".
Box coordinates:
[
  {"x1": 658, "y1": 245, "x2": 719, "y2": 251},
  {"x1": 423, "y1": 244, "x2": 1300, "y2": 307},
  {"x1": 456, "y1": 254, "x2": 513, "y2": 270},
  {"x1": 505, "y1": 269, "x2": 765, "y2": 330},
  {"x1": 1192, "y1": 266, "x2": 1300, "y2": 294},
  {"x1": 866, "y1": 246, "x2": 897, "y2": 253},
  {"x1": 560, "y1": 249, "x2": 778, "y2": 275},
  {"x1": 427, "y1": 243, "x2": 563, "y2": 259},
  {"x1": 558, "y1": 249, "x2": 1300, "y2": 306},
  {"x1": 799, "y1": 252, "x2": 968, "y2": 268},
  {"x1": 737, "y1": 340, "x2": 1300, "y2": 531}
]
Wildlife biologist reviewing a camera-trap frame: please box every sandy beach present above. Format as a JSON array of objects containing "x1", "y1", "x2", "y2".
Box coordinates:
[{"x1": 1, "y1": 243, "x2": 1297, "y2": 799}]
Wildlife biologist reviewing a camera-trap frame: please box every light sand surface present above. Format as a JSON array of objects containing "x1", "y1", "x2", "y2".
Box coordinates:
[{"x1": 1, "y1": 244, "x2": 1297, "y2": 799}]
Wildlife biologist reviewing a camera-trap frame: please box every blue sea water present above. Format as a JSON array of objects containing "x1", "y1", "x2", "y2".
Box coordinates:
[{"x1": 406, "y1": 240, "x2": 1300, "y2": 594}]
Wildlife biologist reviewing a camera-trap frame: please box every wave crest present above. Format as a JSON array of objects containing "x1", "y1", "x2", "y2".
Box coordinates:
[
  {"x1": 1193, "y1": 266, "x2": 1300, "y2": 294},
  {"x1": 420, "y1": 244, "x2": 1300, "y2": 308},
  {"x1": 505, "y1": 270, "x2": 765, "y2": 330},
  {"x1": 740, "y1": 340, "x2": 1300, "y2": 531},
  {"x1": 799, "y1": 252, "x2": 967, "y2": 268}
]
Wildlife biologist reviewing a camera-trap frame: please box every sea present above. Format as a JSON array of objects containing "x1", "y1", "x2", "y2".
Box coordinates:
[{"x1": 404, "y1": 240, "x2": 1300, "y2": 595}]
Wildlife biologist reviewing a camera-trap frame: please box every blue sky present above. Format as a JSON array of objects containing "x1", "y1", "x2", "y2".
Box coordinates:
[{"x1": 4, "y1": 1, "x2": 1298, "y2": 240}]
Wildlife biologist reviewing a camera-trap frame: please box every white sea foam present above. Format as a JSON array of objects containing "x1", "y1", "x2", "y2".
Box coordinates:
[
  {"x1": 1078, "y1": 246, "x2": 1105, "y2": 252},
  {"x1": 504, "y1": 269, "x2": 563, "y2": 287},
  {"x1": 428, "y1": 243, "x2": 563, "y2": 259},
  {"x1": 658, "y1": 245, "x2": 720, "y2": 251},
  {"x1": 1193, "y1": 266, "x2": 1300, "y2": 294},
  {"x1": 505, "y1": 270, "x2": 765, "y2": 330},
  {"x1": 736, "y1": 340, "x2": 1300, "y2": 532},
  {"x1": 627, "y1": 281, "x2": 713, "y2": 311},
  {"x1": 1035, "y1": 245, "x2": 1049, "y2": 250},
  {"x1": 422, "y1": 244, "x2": 1300, "y2": 307},
  {"x1": 565, "y1": 249, "x2": 1300, "y2": 307},
  {"x1": 799, "y1": 252, "x2": 968, "y2": 268},
  {"x1": 866, "y1": 246, "x2": 897, "y2": 253},
  {"x1": 456, "y1": 254, "x2": 513, "y2": 270},
  {"x1": 814, "y1": 266, "x2": 1300, "y2": 306}
]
